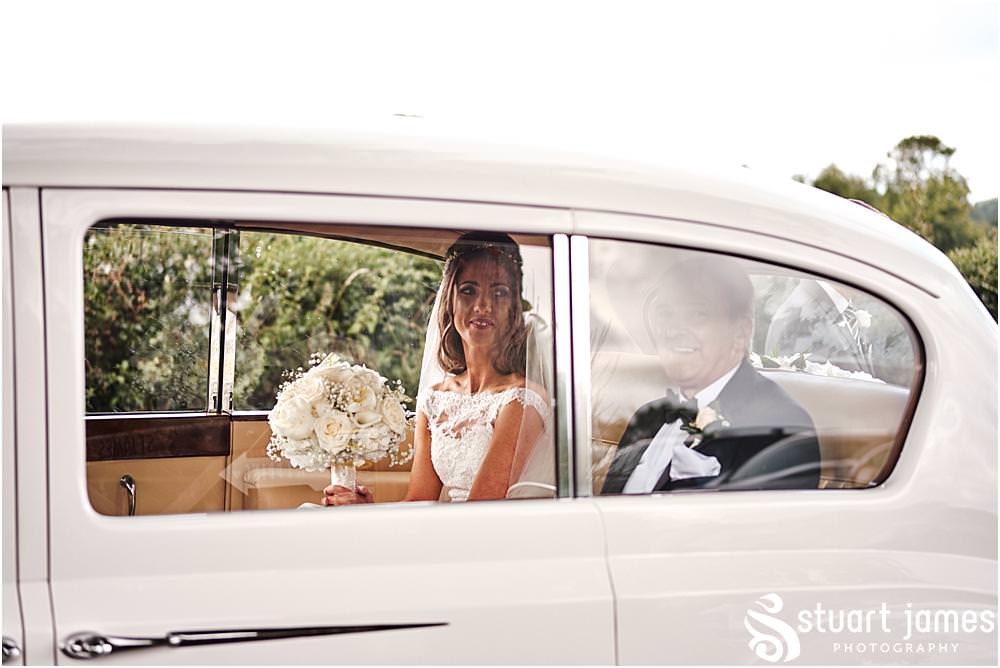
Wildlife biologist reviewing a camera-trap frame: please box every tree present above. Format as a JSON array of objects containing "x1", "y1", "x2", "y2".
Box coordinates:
[
  {"x1": 948, "y1": 234, "x2": 998, "y2": 320},
  {"x1": 873, "y1": 135, "x2": 978, "y2": 252},
  {"x1": 802, "y1": 136, "x2": 996, "y2": 319},
  {"x1": 811, "y1": 164, "x2": 880, "y2": 206},
  {"x1": 971, "y1": 198, "x2": 998, "y2": 229}
]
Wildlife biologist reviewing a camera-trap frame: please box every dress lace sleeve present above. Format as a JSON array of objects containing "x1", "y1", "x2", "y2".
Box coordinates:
[
  {"x1": 489, "y1": 387, "x2": 551, "y2": 425},
  {"x1": 416, "y1": 390, "x2": 430, "y2": 418}
]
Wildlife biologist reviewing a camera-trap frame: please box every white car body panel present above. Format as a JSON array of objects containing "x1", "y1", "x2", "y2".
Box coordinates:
[{"x1": 1, "y1": 124, "x2": 996, "y2": 664}]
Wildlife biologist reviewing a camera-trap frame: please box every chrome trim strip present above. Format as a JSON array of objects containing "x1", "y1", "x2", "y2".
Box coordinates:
[
  {"x1": 208, "y1": 228, "x2": 237, "y2": 413},
  {"x1": 61, "y1": 624, "x2": 447, "y2": 659},
  {"x1": 168, "y1": 624, "x2": 446, "y2": 645},
  {"x1": 85, "y1": 412, "x2": 213, "y2": 421},
  {"x1": 552, "y1": 234, "x2": 574, "y2": 498},
  {"x1": 568, "y1": 235, "x2": 593, "y2": 497}
]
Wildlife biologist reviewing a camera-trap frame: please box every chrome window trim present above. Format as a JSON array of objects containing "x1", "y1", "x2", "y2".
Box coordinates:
[
  {"x1": 552, "y1": 234, "x2": 574, "y2": 498},
  {"x1": 568, "y1": 235, "x2": 593, "y2": 497},
  {"x1": 208, "y1": 228, "x2": 239, "y2": 414},
  {"x1": 85, "y1": 412, "x2": 214, "y2": 421}
]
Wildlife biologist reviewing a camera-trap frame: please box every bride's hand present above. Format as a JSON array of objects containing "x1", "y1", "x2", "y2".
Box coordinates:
[{"x1": 321, "y1": 484, "x2": 374, "y2": 506}]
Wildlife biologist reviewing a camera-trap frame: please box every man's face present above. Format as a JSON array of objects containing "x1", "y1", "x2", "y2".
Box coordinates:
[{"x1": 646, "y1": 285, "x2": 750, "y2": 396}]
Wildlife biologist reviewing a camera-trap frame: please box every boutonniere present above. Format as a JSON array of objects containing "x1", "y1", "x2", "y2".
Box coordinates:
[{"x1": 679, "y1": 400, "x2": 731, "y2": 448}]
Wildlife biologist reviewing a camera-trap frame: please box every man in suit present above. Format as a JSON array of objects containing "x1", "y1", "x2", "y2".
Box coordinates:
[{"x1": 601, "y1": 257, "x2": 820, "y2": 494}]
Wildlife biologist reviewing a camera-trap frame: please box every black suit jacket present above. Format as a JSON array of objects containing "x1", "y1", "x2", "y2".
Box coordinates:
[{"x1": 601, "y1": 361, "x2": 820, "y2": 494}]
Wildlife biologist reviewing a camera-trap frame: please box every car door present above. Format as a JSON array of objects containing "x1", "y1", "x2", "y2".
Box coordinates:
[
  {"x1": 571, "y1": 210, "x2": 997, "y2": 665},
  {"x1": 39, "y1": 188, "x2": 614, "y2": 664},
  {"x1": 6, "y1": 189, "x2": 55, "y2": 665},
  {"x1": 3, "y1": 189, "x2": 25, "y2": 666}
]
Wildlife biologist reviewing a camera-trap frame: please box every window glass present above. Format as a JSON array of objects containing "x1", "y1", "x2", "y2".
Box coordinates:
[
  {"x1": 83, "y1": 223, "x2": 556, "y2": 515},
  {"x1": 589, "y1": 238, "x2": 920, "y2": 495},
  {"x1": 83, "y1": 223, "x2": 214, "y2": 413},
  {"x1": 232, "y1": 232, "x2": 443, "y2": 411}
]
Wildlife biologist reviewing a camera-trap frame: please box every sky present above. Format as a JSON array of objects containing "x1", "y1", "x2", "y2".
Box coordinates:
[{"x1": 3, "y1": 0, "x2": 997, "y2": 202}]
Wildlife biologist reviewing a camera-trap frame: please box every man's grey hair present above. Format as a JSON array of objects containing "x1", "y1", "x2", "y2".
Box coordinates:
[{"x1": 645, "y1": 254, "x2": 755, "y2": 323}]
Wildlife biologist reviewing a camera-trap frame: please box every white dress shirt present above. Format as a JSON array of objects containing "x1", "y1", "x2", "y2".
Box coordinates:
[{"x1": 621, "y1": 362, "x2": 741, "y2": 494}]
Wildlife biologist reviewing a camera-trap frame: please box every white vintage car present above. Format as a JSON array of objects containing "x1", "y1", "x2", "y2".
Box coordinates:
[{"x1": 2, "y1": 124, "x2": 996, "y2": 665}]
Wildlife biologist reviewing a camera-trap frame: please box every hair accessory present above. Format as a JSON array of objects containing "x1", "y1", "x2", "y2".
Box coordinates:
[{"x1": 443, "y1": 241, "x2": 523, "y2": 274}]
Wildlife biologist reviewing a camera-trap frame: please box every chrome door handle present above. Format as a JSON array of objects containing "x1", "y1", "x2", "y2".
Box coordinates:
[
  {"x1": 119, "y1": 474, "x2": 136, "y2": 516},
  {"x1": 61, "y1": 623, "x2": 445, "y2": 659},
  {"x1": 62, "y1": 632, "x2": 156, "y2": 659},
  {"x1": 2, "y1": 636, "x2": 21, "y2": 664}
]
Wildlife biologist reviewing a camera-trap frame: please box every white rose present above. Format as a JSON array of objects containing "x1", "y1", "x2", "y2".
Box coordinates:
[
  {"x1": 379, "y1": 398, "x2": 407, "y2": 435},
  {"x1": 288, "y1": 451, "x2": 325, "y2": 472},
  {"x1": 357, "y1": 367, "x2": 385, "y2": 386},
  {"x1": 276, "y1": 380, "x2": 301, "y2": 401},
  {"x1": 315, "y1": 363, "x2": 353, "y2": 385},
  {"x1": 317, "y1": 353, "x2": 346, "y2": 369},
  {"x1": 268, "y1": 396, "x2": 314, "y2": 440},
  {"x1": 354, "y1": 409, "x2": 382, "y2": 427},
  {"x1": 294, "y1": 375, "x2": 328, "y2": 407},
  {"x1": 343, "y1": 378, "x2": 379, "y2": 413},
  {"x1": 315, "y1": 412, "x2": 353, "y2": 454},
  {"x1": 276, "y1": 438, "x2": 325, "y2": 472},
  {"x1": 356, "y1": 423, "x2": 393, "y2": 458}
]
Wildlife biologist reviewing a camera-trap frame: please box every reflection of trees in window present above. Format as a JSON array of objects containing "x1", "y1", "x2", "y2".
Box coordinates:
[
  {"x1": 234, "y1": 233, "x2": 443, "y2": 410},
  {"x1": 84, "y1": 224, "x2": 214, "y2": 412}
]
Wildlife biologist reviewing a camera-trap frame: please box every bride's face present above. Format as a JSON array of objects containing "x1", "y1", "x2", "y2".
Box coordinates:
[{"x1": 451, "y1": 254, "x2": 515, "y2": 352}]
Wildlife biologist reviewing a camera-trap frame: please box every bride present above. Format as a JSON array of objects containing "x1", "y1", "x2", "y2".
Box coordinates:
[{"x1": 322, "y1": 231, "x2": 552, "y2": 505}]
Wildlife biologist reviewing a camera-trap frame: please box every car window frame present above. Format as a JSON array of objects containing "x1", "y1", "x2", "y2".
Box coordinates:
[
  {"x1": 55, "y1": 189, "x2": 576, "y2": 517},
  {"x1": 568, "y1": 222, "x2": 927, "y2": 496}
]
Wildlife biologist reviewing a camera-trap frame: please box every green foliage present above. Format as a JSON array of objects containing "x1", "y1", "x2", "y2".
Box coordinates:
[
  {"x1": 232, "y1": 232, "x2": 442, "y2": 410},
  {"x1": 873, "y1": 136, "x2": 977, "y2": 252},
  {"x1": 804, "y1": 135, "x2": 998, "y2": 320},
  {"x1": 971, "y1": 198, "x2": 998, "y2": 229},
  {"x1": 811, "y1": 164, "x2": 880, "y2": 206},
  {"x1": 948, "y1": 234, "x2": 999, "y2": 320},
  {"x1": 85, "y1": 226, "x2": 442, "y2": 413},
  {"x1": 83, "y1": 224, "x2": 214, "y2": 412}
]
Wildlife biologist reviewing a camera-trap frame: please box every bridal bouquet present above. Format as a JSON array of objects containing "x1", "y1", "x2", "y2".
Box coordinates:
[{"x1": 266, "y1": 352, "x2": 413, "y2": 489}]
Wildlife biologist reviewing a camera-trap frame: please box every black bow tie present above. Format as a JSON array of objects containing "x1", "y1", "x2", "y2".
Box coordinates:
[{"x1": 662, "y1": 389, "x2": 698, "y2": 424}]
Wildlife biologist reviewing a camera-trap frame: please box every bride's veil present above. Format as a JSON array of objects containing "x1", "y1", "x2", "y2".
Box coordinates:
[{"x1": 416, "y1": 240, "x2": 557, "y2": 499}]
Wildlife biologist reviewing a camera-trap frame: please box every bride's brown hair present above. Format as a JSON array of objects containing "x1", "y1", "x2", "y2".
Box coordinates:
[{"x1": 437, "y1": 231, "x2": 527, "y2": 376}]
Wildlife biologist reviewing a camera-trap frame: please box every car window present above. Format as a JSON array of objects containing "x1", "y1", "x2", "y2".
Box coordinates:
[
  {"x1": 82, "y1": 222, "x2": 557, "y2": 515},
  {"x1": 588, "y1": 238, "x2": 921, "y2": 494}
]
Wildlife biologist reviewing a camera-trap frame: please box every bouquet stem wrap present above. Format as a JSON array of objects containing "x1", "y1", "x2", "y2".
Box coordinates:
[{"x1": 330, "y1": 463, "x2": 358, "y2": 491}]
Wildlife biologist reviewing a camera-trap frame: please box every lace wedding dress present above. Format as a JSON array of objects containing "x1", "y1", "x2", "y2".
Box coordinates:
[{"x1": 418, "y1": 387, "x2": 550, "y2": 502}]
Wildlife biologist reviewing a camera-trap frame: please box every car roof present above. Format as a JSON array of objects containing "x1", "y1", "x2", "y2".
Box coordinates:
[{"x1": 2, "y1": 122, "x2": 964, "y2": 297}]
